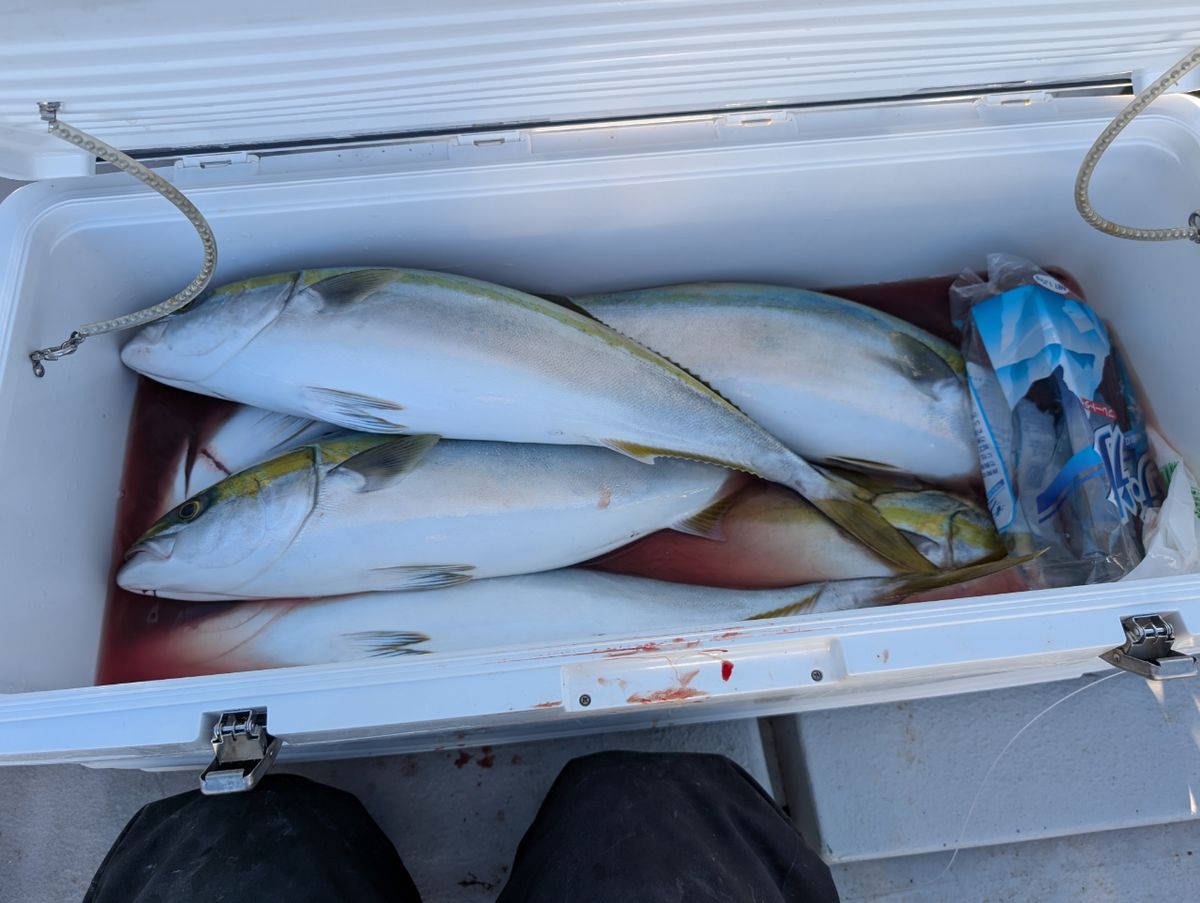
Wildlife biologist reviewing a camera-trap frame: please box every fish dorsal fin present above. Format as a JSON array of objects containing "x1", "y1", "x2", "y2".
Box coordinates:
[
  {"x1": 538, "y1": 293, "x2": 607, "y2": 321},
  {"x1": 889, "y1": 331, "x2": 960, "y2": 392},
  {"x1": 309, "y1": 269, "x2": 398, "y2": 308},
  {"x1": 331, "y1": 434, "x2": 440, "y2": 491},
  {"x1": 670, "y1": 494, "x2": 738, "y2": 540}
]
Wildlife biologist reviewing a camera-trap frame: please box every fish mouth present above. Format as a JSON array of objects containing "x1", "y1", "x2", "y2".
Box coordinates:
[{"x1": 125, "y1": 536, "x2": 176, "y2": 562}]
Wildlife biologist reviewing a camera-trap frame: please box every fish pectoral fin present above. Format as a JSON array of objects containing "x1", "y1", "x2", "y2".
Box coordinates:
[
  {"x1": 301, "y1": 386, "x2": 408, "y2": 433},
  {"x1": 882, "y1": 550, "x2": 1043, "y2": 602},
  {"x1": 332, "y1": 434, "x2": 440, "y2": 491},
  {"x1": 889, "y1": 332, "x2": 960, "y2": 396},
  {"x1": 367, "y1": 564, "x2": 475, "y2": 591},
  {"x1": 345, "y1": 630, "x2": 432, "y2": 657},
  {"x1": 747, "y1": 590, "x2": 823, "y2": 621},
  {"x1": 309, "y1": 269, "x2": 397, "y2": 307},
  {"x1": 670, "y1": 494, "x2": 737, "y2": 540}
]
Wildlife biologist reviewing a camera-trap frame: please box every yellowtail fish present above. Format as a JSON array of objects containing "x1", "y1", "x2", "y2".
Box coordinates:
[
  {"x1": 571, "y1": 283, "x2": 979, "y2": 485},
  {"x1": 122, "y1": 558, "x2": 1032, "y2": 678},
  {"x1": 118, "y1": 433, "x2": 741, "y2": 601},
  {"x1": 120, "y1": 269, "x2": 936, "y2": 572},
  {"x1": 587, "y1": 479, "x2": 1002, "y2": 588}
]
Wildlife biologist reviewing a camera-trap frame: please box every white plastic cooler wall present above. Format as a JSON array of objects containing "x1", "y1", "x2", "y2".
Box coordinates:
[{"x1": 1, "y1": 94, "x2": 1199, "y2": 760}]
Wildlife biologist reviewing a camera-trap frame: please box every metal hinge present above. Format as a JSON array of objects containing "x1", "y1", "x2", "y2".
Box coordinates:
[
  {"x1": 1099, "y1": 614, "x2": 1197, "y2": 681},
  {"x1": 199, "y1": 710, "x2": 281, "y2": 795}
]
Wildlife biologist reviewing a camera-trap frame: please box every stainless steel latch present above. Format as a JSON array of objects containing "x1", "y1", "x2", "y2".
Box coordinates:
[
  {"x1": 199, "y1": 710, "x2": 281, "y2": 795},
  {"x1": 1100, "y1": 614, "x2": 1197, "y2": 681}
]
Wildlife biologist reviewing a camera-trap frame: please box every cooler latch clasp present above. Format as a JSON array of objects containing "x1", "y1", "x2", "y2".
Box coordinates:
[
  {"x1": 1100, "y1": 614, "x2": 1197, "y2": 681},
  {"x1": 199, "y1": 710, "x2": 281, "y2": 795}
]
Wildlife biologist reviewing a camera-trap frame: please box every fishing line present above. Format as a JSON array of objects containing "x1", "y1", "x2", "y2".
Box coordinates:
[
  {"x1": 855, "y1": 668, "x2": 1129, "y2": 901},
  {"x1": 27, "y1": 102, "x2": 218, "y2": 377}
]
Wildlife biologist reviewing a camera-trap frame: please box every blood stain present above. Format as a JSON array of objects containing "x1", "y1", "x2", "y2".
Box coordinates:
[
  {"x1": 453, "y1": 751, "x2": 472, "y2": 768},
  {"x1": 721, "y1": 660, "x2": 734, "y2": 681},
  {"x1": 627, "y1": 668, "x2": 708, "y2": 704}
]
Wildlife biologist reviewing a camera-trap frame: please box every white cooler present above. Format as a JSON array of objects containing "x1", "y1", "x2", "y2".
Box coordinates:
[{"x1": 1, "y1": 1, "x2": 1199, "y2": 784}]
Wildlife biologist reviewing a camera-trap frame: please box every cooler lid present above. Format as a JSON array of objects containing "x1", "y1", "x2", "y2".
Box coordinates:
[{"x1": 1, "y1": 0, "x2": 1198, "y2": 180}]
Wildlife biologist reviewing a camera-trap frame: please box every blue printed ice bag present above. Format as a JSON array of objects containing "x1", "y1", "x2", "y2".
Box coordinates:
[{"x1": 950, "y1": 254, "x2": 1162, "y2": 587}]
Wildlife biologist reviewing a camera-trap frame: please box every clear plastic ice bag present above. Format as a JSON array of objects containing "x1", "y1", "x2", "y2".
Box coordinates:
[
  {"x1": 950, "y1": 254, "x2": 1163, "y2": 588},
  {"x1": 1122, "y1": 429, "x2": 1200, "y2": 582}
]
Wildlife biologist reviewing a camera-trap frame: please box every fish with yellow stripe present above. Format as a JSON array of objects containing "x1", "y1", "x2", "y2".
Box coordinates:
[
  {"x1": 587, "y1": 478, "x2": 1002, "y2": 588},
  {"x1": 118, "y1": 432, "x2": 745, "y2": 601},
  {"x1": 569, "y1": 282, "x2": 979, "y2": 486},
  {"x1": 121, "y1": 268, "x2": 935, "y2": 572}
]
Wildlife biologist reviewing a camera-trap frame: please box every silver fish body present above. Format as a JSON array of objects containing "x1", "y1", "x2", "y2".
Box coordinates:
[
  {"x1": 588, "y1": 479, "x2": 1002, "y2": 587},
  {"x1": 120, "y1": 269, "x2": 937, "y2": 572},
  {"x1": 573, "y1": 283, "x2": 979, "y2": 485},
  {"x1": 118, "y1": 433, "x2": 736, "y2": 601},
  {"x1": 129, "y1": 559, "x2": 1028, "y2": 676}
]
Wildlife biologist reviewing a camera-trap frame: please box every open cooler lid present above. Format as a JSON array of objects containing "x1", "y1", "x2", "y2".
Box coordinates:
[{"x1": 1, "y1": 0, "x2": 1199, "y2": 180}]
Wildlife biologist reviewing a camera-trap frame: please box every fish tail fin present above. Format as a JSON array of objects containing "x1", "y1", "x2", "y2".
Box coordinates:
[
  {"x1": 768, "y1": 452, "x2": 938, "y2": 573},
  {"x1": 811, "y1": 495, "x2": 939, "y2": 573},
  {"x1": 745, "y1": 551, "x2": 1041, "y2": 622},
  {"x1": 879, "y1": 550, "x2": 1044, "y2": 603}
]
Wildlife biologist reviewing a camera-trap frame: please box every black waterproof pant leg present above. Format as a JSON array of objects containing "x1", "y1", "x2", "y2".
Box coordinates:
[
  {"x1": 83, "y1": 774, "x2": 420, "y2": 903},
  {"x1": 497, "y1": 751, "x2": 839, "y2": 903},
  {"x1": 85, "y1": 752, "x2": 839, "y2": 903}
]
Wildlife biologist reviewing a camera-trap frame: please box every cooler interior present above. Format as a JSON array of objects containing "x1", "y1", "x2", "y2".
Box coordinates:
[{"x1": 2, "y1": 93, "x2": 1199, "y2": 695}]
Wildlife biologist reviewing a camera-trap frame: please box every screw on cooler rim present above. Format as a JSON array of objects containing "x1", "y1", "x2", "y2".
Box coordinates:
[
  {"x1": 578, "y1": 694, "x2": 592, "y2": 707},
  {"x1": 810, "y1": 669, "x2": 824, "y2": 682},
  {"x1": 1075, "y1": 46, "x2": 1200, "y2": 243},
  {"x1": 27, "y1": 102, "x2": 219, "y2": 377}
]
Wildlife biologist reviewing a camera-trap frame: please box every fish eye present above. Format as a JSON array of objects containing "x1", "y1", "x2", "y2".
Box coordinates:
[{"x1": 178, "y1": 500, "x2": 203, "y2": 521}]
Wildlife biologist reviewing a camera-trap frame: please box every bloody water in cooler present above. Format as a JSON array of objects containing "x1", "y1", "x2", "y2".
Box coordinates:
[{"x1": 97, "y1": 272, "x2": 1071, "y2": 685}]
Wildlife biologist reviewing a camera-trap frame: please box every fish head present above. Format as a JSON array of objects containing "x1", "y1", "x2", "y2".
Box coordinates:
[
  {"x1": 118, "y1": 445, "x2": 319, "y2": 600},
  {"x1": 873, "y1": 489, "x2": 1003, "y2": 569},
  {"x1": 120, "y1": 273, "x2": 298, "y2": 386}
]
